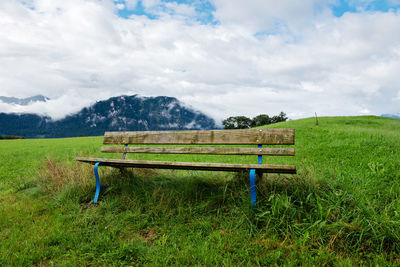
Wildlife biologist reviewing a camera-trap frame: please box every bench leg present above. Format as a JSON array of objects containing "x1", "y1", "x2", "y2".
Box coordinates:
[
  {"x1": 93, "y1": 162, "x2": 105, "y2": 204},
  {"x1": 249, "y1": 169, "x2": 256, "y2": 207}
]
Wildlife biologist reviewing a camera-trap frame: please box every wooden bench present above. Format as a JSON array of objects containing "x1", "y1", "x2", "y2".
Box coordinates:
[{"x1": 76, "y1": 129, "x2": 296, "y2": 206}]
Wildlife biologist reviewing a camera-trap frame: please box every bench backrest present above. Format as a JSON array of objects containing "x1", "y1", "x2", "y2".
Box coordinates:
[{"x1": 101, "y1": 129, "x2": 295, "y2": 156}]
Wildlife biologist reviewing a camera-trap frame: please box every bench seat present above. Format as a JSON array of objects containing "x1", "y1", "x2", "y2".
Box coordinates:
[{"x1": 75, "y1": 157, "x2": 297, "y2": 173}]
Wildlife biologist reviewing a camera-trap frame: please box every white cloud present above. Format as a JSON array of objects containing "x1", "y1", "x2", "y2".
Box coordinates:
[
  {"x1": 0, "y1": 0, "x2": 400, "y2": 122},
  {"x1": 211, "y1": 0, "x2": 331, "y2": 33},
  {"x1": 124, "y1": 0, "x2": 138, "y2": 10},
  {"x1": 116, "y1": 3, "x2": 125, "y2": 10},
  {"x1": 0, "y1": 90, "x2": 98, "y2": 120}
]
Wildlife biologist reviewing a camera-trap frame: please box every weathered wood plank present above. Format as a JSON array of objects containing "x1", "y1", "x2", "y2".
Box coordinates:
[
  {"x1": 75, "y1": 157, "x2": 297, "y2": 174},
  {"x1": 103, "y1": 129, "x2": 295, "y2": 145},
  {"x1": 101, "y1": 146, "x2": 295, "y2": 156}
]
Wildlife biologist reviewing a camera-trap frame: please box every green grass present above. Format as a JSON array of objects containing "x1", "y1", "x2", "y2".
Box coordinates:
[{"x1": 1, "y1": 115, "x2": 400, "y2": 265}]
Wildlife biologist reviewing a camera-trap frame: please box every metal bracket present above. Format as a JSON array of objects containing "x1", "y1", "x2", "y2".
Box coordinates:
[{"x1": 122, "y1": 144, "x2": 128, "y2": 160}]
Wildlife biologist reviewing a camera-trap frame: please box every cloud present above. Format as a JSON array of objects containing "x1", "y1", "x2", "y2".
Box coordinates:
[
  {"x1": 211, "y1": 0, "x2": 330, "y2": 32},
  {"x1": 0, "y1": 90, "x2": 96, "y2": 120},
  {"x1": 0, "y1": 0, "x2": 399, "y2": 122},
  {"x1": 125, "y1": 0, "x2": 138, "y2": 9}
]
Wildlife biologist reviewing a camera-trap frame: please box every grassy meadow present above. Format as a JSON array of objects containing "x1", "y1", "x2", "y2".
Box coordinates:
[{"x1": 1, "y1": 116, "x2": 400, "y2": 265}]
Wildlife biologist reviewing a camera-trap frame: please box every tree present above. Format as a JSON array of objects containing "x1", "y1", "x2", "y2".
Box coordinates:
[
  {"x1": 271, "y1": 112, "x2": 288, "y2": 123},
  {"x1": 222, "y1": 112, "x2": 288, "y2": 129},
  {"x1": 251, "y1": 114, "x2": 271, "y2": 127},
  {"x1": 222, "y1": 116, "x2": 252, "y2": 129}
]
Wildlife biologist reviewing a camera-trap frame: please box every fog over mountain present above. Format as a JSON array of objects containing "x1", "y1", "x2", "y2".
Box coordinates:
[{"x1": 0, "y1": 95, "x2": 49, "y2": 105}]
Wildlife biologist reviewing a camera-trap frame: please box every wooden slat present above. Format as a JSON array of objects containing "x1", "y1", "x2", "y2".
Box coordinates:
[
  {"x1": 101, "y1": 146, "x2": 295, "y2": 156},
  {"x1": 75, "y1": 157, "x2": 296, "y2": 174},
  {"x1": 103, "y1": 129, "x2": 295, "y2": 145}
]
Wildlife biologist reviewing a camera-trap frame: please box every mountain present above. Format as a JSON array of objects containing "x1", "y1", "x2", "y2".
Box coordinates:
[
  {"x1": 381, "y1": 114, "x2": 400, "y2": 119},
  {"x1": 0, "y1": 95, "x2": 49, "y2": 105},
  {"x1": 0, "y1": 95, "x2": 217, "y2": 138}
]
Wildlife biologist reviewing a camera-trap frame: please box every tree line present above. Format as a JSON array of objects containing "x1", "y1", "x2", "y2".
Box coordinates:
[
  {"x1": 0, "y1": 135, "x2": 25, "y2": 140},
  {"x1": 222, "y1": 112, "x2": 288, "y2": 129}
]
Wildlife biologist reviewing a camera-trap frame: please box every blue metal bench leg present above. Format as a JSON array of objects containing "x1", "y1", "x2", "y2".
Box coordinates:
[
  {"x1": 249, "y1": 144, "x2": 262, "y2": 208},
  {"x1": 250, "y1": 169, "x2": 256, "y2": 207},
  {"x1": 93, "y1": 162, "x2": 102, "y2": 204}
]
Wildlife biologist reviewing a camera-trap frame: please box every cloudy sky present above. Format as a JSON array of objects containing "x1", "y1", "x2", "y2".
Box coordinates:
[{"x1": 1, "y1": 0, "x2": 400, "y2": 121}]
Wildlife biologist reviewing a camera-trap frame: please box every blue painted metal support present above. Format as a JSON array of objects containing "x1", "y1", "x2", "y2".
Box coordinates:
[
  {"x1": 250, "y1": 144, "x2": 263, "y2": 207},
  {"x1": 122, "y1": 144, "x2": 128, "y2": 159},
  {"x1": 93, "y1": 143, "x2": 127, "y2": 204},
  {"x1": 249, "y1": 169, "x2": 256, "y2": 207},
  {"x1": 93, "y1": 162, "x2": 101, "y2": 204},
  {"x1": 258, "y1": 144, "x2": 263, "y2": 164}
]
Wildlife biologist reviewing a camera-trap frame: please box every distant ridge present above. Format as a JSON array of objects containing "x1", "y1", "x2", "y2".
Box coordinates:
[
  {"x1": 0, "y1": 95, "x2": 217, "y2": 138},
  {"x1": 0, "y1": 95, "x2": 49, "y2": 105},
  {"x1": 381, "y1": 114, "x2": 400, "y2": 119}
]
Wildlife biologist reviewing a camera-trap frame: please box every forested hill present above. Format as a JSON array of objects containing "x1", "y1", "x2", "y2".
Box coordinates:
[{"x1": 0, "y1": 95, "x2": 216, "y2": 138}]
